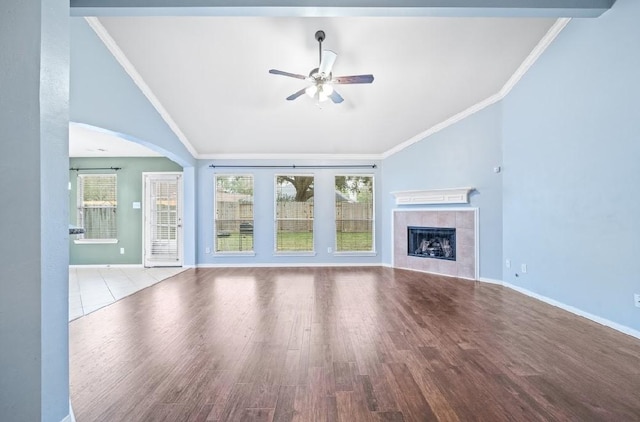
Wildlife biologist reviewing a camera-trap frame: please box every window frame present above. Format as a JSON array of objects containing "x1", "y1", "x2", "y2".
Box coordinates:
[
  {"x1": 333, "y1": 174, "x2": 376, "y2": 255},
  {"x1": 213, "y1": 174, "x2": 255, "y2": 255},
  {"x1": 74, "y1": 173, "x2": 118, "y2": 244},
  {"x1": 274, "y1": 173, "x2": 316, "y2": 256}
]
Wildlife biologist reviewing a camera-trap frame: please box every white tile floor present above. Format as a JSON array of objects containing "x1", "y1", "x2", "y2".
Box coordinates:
[{"x1": 69, "y1": 266, "x2": 186, "y2": 321}]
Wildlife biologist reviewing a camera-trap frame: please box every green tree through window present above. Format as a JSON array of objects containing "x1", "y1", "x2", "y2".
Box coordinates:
[{"x1": 275, "y1": 175, "x2": 314, "y2": 252}]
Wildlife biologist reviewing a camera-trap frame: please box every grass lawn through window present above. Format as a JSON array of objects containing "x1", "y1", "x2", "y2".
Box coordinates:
[
  {"x1": 336, "y1": 231, "x2": 373, "y2": 252},
  {"x1": 217, "y1": 231, "x2": 372, "y2": 252},
  {"x1": 216, "y1": 233, "x2": 253, "y2": 252}
]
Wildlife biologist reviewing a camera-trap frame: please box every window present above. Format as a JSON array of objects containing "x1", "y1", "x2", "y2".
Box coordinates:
[
  {"x1": 335, "y1": 175, "x2": 374, "y2": 252},
  {"x1": 77, "y1": 174, "x2": 117, "y2": 242},
  {"x1": 275, "y1": 175, "x2": 314, "y2": 252},
  {"x1": 215, "y1": 175, "x2": 254, "y2": 253}
]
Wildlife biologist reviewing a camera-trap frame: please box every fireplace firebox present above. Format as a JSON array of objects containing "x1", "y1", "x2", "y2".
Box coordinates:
[{"x1": 408, "y1": 226, "x2": 456, "y2": 261}]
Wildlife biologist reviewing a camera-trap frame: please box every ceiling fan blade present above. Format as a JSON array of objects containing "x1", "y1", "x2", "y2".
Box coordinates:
[
  {"x1": 286, "y1": 87, "x2": 308, "y2": 101},
  {"x1": 269, "y1": 69, "x2": 308, "y2": 80},
  {"x1": 318, "y1": 50, "x2": 337, "y2": 76},
  {"x1": 332, "y1": 74, "x2": 374, "y2": 84},
  {"x1": 329, "y1": 89, "x2": 344, "y2": 104}
]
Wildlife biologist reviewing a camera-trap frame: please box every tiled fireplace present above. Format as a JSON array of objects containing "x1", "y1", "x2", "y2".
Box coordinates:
[{"x1": 393, "y1": 209, "x2": 476, "y2": 279}]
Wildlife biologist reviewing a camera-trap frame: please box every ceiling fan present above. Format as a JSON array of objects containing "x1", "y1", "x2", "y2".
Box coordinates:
[{"x1": 269, "y1": 30, "x2": 374, "y2": 104}]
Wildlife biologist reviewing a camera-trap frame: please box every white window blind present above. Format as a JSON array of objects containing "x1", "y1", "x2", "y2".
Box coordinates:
[{"x1": 77, "y1": 174, "x2": 117, "y2": 241}]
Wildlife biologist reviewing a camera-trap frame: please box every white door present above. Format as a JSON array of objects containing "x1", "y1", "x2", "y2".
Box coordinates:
[{"x1": 143, "y1": 172, "x2": 183, "y2": 267}]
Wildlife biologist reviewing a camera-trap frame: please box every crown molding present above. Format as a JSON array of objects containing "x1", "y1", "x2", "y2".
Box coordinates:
[
  {"x1": 381, "y1": 92, "x2": 503, "y2": 159},
  {"x1": 198, "y1": 153, "x2": 384, "y2": 161},
  {"x1": 382, "y1": 17, "x2": 571, "y2": 160},
  {"x1": 85, "y1": 16, "x2": 570, "y2": 160},
  {"x1": 84, "y1": 17, "x2": 198, "y2": 159},
  {"x1": 499, "y1": 17, "x2": 571, "y2": 98}
]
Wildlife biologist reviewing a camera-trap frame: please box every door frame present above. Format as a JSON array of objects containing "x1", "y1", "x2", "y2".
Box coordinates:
[{"x1": 142, "y1": 171, "x2": 184, "y2": 267}]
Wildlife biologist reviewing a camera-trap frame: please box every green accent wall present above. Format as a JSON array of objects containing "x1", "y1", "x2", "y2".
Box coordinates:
[{"x1": 69, "y1": 157, "x2": 182, "y2": 265}]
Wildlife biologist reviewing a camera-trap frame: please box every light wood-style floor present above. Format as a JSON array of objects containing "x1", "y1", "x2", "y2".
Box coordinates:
[{"x1": 70, "y1": 267, "x2": 640, "y2": 421}]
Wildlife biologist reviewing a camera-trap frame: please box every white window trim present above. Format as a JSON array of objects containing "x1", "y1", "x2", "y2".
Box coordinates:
[
  {"x1": 214, "y1": 251, "x2": 256, "y2": 257},
  {"x1": 274, "y1": 251, "x2": 317, "y2": 257},
  {"x1": 274, "y1": 173, "x2": 315, "y2": 254},
  {"x1": 334, "y1": 174, "x2": 375, "y2": 254},
  {"x1": 74, "y1": 239, "x2": 119, "y2": 245},
  {"x1": 214, "y1": 174, "x2": 255, "y2": 254},
  {"x1": 333, "y1": 251, "x2": 377, "y2": 257},
  {"x1": 76, "y1": 173, "x2": 118, "y2": 243}
]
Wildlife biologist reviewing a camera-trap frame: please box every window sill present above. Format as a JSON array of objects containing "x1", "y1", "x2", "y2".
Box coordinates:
[
  {"x1": 74, "y1": 239, "x2": 118, "y2": 245},
  {"x1": 333, "y1": 251, "x2": 377, "y2": 257},
  {"x1": 274, "y1": 251, "x2": 317, "y2": 257},
  {"x1": 214, "y1": 251, "x2": 256, "y2": 257}
]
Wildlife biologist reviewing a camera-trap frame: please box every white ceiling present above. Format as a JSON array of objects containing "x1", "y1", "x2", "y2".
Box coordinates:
[
  {"x1": 75, "y1": 16, "x2": 557, "y2": 158},
  {"x1": 69, "y1": 123, "x2": 162, "y2": 157}
]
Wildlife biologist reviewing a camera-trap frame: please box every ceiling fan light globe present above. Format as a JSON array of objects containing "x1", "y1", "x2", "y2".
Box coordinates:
[
  {"x1": 305, "y1": 85, "x2": 318, "y2": 98},
  {"x1": 322, "y1": 84, "x2": 334, "y2": 96}
]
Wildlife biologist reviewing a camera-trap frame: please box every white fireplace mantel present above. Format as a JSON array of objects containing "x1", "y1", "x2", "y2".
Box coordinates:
[{"x1": 391, "y1": 187, "x2": 474, "y2": 205}]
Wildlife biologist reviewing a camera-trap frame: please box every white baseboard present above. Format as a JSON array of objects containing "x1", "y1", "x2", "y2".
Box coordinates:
[
  {"x1": 196, "y1": 262, "x2": 382, "y2": 268},
  {"x1": 478, "y1": 277, "x2": 503, "y2": 285},
  {"x1": 501, "y1": 281, "x2": 640, "y2": 340},
  {"x1": 60, "y1": 401, "x2": 75, "y2": 422},
  {"x1": 69, "y1": 264, "x2": 144, "y2": 269}
]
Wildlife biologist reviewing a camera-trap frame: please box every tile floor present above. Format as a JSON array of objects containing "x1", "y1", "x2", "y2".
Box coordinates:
[{"x1": 69, "y1": 266, "x2": 186, "y2": 321}]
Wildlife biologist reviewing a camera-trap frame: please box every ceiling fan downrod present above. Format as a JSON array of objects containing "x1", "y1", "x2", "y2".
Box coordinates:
[{"x1": 315, "y1": 30, "x2": 325, "y2": 67}]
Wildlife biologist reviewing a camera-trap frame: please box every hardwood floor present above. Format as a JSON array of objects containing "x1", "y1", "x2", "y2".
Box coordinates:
[{"x1": 69, "y1": 267, "x2": 640, "y2": 421}]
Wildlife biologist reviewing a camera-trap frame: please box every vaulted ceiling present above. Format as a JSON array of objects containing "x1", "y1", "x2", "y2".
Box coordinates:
[{"x1": 69, "y1": 1, "x2": 613, "y2": 159}]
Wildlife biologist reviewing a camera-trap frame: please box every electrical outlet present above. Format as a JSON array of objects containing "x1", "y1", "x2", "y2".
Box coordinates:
[
  {"x1": 327, "y1": 247, "x2": 333, "y2": 253},
  {"x1": 505, "y1": 259, "x2": 511, "y2": 269},
  {"x1": 521, "y1": 264, "x2": 527, "y2": 273},
  {"x1": 205, "y1": 247, "x2": 211, "y2": 254},
  {"x1": 120, "y1": 247, "x2": 125, "y2": 255},
  {"x1": 634, "y1": 294, "x2": 640, "y2": 308}
]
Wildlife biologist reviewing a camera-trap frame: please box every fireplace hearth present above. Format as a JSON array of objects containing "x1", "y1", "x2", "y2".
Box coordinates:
[{"x1": 408, "y1": 226, "x2": 456, "y2": 261}]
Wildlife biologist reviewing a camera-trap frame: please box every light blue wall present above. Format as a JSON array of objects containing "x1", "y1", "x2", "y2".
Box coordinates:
[
  {"x1": 198, "y1": 159, "x2": 383, "y2": 265},
  {"x1": 502, "y1": 0, "x2": 640, "y2": 331},
  {"x1": 70, "y1": 18, "x2": 194, "y2": 167},
  {"x1": 70, "y1": 17, "x2": 198, "y2": 266},
  {"x1": 381, "y1": 103, "x2": 503, "y2": 280},
  {"x1": 0, "y1": 1, "x2": 70, "y2": 421}
]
